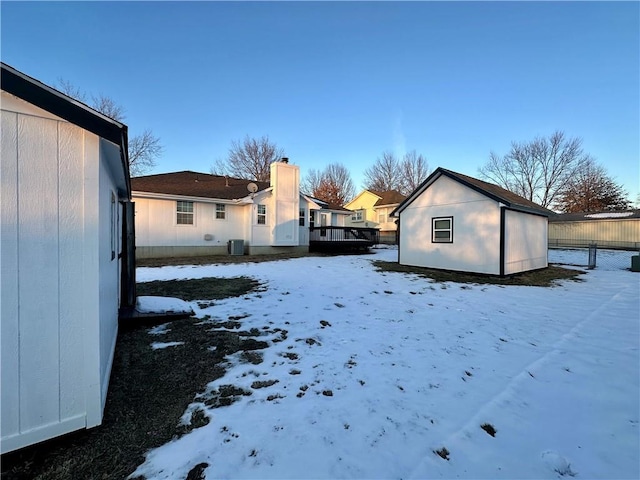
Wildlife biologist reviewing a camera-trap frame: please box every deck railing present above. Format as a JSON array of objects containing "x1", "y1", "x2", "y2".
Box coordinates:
[{"x1": 309, "y1": 226, "x2": 379, "y2": 244}]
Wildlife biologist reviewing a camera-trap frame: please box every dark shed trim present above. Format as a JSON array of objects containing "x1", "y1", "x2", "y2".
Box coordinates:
[{"x1": 1, "y1": 62, "x2": 131, "y2": 196}]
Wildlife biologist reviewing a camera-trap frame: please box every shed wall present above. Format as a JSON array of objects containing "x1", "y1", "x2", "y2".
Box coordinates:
[
  {"x1": 0, "y1": 107, "x2": 103, "y2": 453},
  {"x1": 398, "y1": 176, "x2": 501, "y2": 274},
  {"x1": 504, "y1": 210, "x2": 548, "y2": 275}
]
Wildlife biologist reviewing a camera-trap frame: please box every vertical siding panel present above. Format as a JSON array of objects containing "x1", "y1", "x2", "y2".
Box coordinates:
[
  {"x1": 1, "y1": 111, "x2": 20, "y2": 438},
  {"x1": 58, "y1": 123, "x2": 85, "y2": 420},
  {"x1": 82, "y1": 133, "x2": 102, "y2": 428},
  {"x1": 17, "y1": 115, "x2": 60, "y2": 431}
]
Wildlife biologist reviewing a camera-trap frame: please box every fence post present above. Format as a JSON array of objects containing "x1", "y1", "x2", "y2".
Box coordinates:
[{"x1": 588, "y1": 243, "x2": 597, "y2": 269}]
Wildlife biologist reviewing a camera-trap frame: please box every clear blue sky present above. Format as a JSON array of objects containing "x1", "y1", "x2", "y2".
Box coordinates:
[{"x1": 2, "y1": 1, "x2": 638, "y2": 202}]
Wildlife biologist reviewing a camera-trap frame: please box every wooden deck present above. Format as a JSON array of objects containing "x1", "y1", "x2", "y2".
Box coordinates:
[{"x1": 309, "y1": 226, "x2": 379, "y2": 252}]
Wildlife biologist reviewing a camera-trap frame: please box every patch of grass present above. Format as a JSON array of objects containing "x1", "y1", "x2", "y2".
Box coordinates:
[
  {"x1": 137, "y1": 276, "x2": 262, "y2": 301},
  {"x1": 371, "y1": 261, "x2": 585, "y2": 287},
  {"x1": 136, "y1": 252, "x2": 326, "y2": 268},
  {"x1": 481, "y1": 423, "x2": 497, "y2": 437},
  {"x1": 434, "y1": 447, "x2": 450, "y2": 461}
]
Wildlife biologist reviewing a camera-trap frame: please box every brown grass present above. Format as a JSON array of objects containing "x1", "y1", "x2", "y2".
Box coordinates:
[{"x1": 372, "y1": 261, "x2": 586, "y2": 287}]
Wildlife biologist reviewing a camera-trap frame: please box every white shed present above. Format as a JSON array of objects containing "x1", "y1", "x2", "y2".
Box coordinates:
[
  {"x1": 391, "y1": 167, "x2": 552, "y2": 276},
  {"x1": 1, "y1": 63, "x2": 133, "y2": 453}
]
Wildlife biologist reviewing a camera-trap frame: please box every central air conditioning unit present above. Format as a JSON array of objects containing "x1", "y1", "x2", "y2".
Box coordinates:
[{"x1": 228, "y1": 239, "x2": 244, "y2": 256}]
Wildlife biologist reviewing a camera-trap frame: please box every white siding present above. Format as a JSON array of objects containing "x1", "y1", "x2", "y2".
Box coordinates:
[
  {"x1": 504, "y1": 210, "x2": 548, "y2": 275},
  {"x1": 0, "y1": 94, "x2": 123, "y2": 453},
  {"x1": 133, "y1": 196, "x2": 249, "y2": 247},
  {"x1": 271, "y1": 162, "x2": 300, "y2": 246},
  {"x1": 399, "y1": 176, "x2": 501, "y2": 275}
]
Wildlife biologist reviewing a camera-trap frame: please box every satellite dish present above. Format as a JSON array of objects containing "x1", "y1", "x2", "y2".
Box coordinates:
[{"x1": 247, "y1": 182, "x2": 258, "y2": 194}]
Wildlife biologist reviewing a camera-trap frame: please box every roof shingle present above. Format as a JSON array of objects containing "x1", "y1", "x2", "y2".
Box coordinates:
[{"x1": 131, "y1": 171, "x2": 269, "y2": 200}]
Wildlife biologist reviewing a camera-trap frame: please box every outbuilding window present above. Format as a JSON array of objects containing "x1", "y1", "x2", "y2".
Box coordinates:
[
  {"x1": 177, "y1": 201, "x2": 194, "y2": 225},
  {"x1": 352, "y1": 210, "x2": 364, "y2": 222},
  {"x1": 215, "y1": 203, "x2": 226, "y2": 220},
  {"x1": 432, "y1": 216, "x2": 453, "y2": 243}
]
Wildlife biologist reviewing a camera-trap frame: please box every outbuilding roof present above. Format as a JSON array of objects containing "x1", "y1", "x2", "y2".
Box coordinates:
[
  {"x1": 392, "y1": 167, "x2": 553, "y2": 217},
  {"x1": 131, "y1": 171, "x2": 270, "y2": 201},
  {"x1": 1, "y1": 62, "x2": 130, "y2": 195}
]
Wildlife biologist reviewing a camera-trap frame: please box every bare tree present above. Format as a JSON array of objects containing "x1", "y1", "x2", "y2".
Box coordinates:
[
  {"x1": 479, "y1": 131, "x2": 590, "y2": 209},
  {"x1": 301, "y1": 168, "x2": 324, "y2": 196},
  {"x1": 556, "y1": 159, "x2": 630, "y2": 213},
  {"x1": 364, "y1": 150, "x2": 430, "y2": 195},
  {"x1": 212, "y1": 135, "x2": 284, "y2": 182},
  {"x1": 91, "y1": 93, "x2": 126, "y2": 122},
  {"x1": 54, "y1": 79, "x2": 162, "y2": 176},
  {"x1": 303, "y1": 163, "x2": 355, "y2": 206},
  {"x1": 128, "y1": 129, "x2": 164, "y2": 177},
  {"x1": 363, "y1": 151, "x2": 403, "y2": 192},
  {"x1": 400, "y1": 150, "x2": 430, "y2": 195}
]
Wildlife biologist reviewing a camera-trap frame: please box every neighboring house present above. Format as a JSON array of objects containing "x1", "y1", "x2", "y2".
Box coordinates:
[
  {"x1": 344, "y1": 189, "x2": 406, "y2": 244},
  {"x1": 132, "y1": 160, "x2": 323, "y2": 258},
  {"x1": 1, "y1": 63, "x2": 133, "y2": 453},
  {"x1": 548, "y1": 210, "x2": 640, "y2": 250},
  {"x1": 391, "y1": 167, "x2": 552, "y2": 276}
]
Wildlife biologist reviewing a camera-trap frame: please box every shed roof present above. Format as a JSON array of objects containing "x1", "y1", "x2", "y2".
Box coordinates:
[
  {"x1": 392, "y1": 167, "x2": 553, "y2": 217},
  {"x1": 131, "y1": 171, "x2": 270, "y2": 201},
  {"x1": 1, "y1": 62, "x2": 131, "y2": 196}
]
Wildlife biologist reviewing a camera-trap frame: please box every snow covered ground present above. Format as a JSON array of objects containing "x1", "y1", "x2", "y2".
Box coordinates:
[{"x1": 132, "y1": 247, "x2": 639, "y2": 480}]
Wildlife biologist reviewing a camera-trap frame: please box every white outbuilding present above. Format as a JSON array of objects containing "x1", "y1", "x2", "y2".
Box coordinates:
[
  {"x1": 1, "y1": 63, "x2": 134, "y2": 453},
  {"x1": 391, "y1": 167, "x2": 552, "y2": 276}
]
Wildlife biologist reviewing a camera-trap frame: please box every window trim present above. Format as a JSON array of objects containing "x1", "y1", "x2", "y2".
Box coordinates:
[
  {"x1": 352, "y1": 210, "x2": 364, "y2": 222},
  {"x1": 432, "y1": 216, "x2": 453, "y2": 243},
  {"x1": 176, "y1": 200, "x2": 195, "y2": 226},
  {"x1": 215, "y1": 203, "x2": 226, "y2": 220},
  {"x1": 299, "y1": 207, "x2": 305, "y2": 226},
  {"x1": 257, "y1": 204, "x2": 267, "y2": 225}
]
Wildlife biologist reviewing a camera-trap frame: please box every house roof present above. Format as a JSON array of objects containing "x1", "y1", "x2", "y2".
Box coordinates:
[
  {"x1": 549, "y1": 210, "x2": 640, "y2": 222},
  {"x1": 392, "y1": 167, "x2": 553, "y2": 217},
  {"x1": 369, "y1": 190, "x2": 407, "y2": 207},
  {"x1": 131, "y1": 171, "x2": 270, "y2": 200},
  {"x1": 1, "y1": 62, "x2": 130, "y2": 195},
  {"x1": 305, "y1": 196, "x2": 352, "y2": 213}
]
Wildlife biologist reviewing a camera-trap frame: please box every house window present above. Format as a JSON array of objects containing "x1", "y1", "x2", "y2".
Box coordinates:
[
  {"x1": 215, "y1": 203, "x2": 226, "y2": 220},
  {"x1": 310, "y1": 211, "x2": 315, "y2": 229},
  {"x1": 352, "y1": 210, "x2": 364, "y2": 222},
  {"x1": 299, "y1": 207, "x2": 305, "y2": 226},
  {"x1": 257, "y1": 204, "x2": 267, "y2": 225},
  {"x1": 177, "y1": 201, "x2": 194, "y2": 225},
  {"x1": 378, "y1": 212, "x2": 387, "y2": 224},
  {"x1": 432, "y1": 216, "x2": 453, "y2": 243}
]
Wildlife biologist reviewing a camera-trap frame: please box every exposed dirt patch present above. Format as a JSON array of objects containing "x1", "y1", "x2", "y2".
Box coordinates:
[
  {"x1": 372, "y1": 261, "x2": 585, "y2": 287},
  {"x1": 137, "y1": 276, "x2": 263, "y2": 302},
  {"x1": 1, "y1": 281, "x2": 268, "y2": 479}
]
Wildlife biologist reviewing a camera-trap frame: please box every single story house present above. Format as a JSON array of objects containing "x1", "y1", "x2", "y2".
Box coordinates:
[
  {"x1": 1, "y1": 62, "x2": 134, "y2": 453},
  {"x1": 132, "y1": 160, "x2": 330, "y2": 258},
  {"x1": 548, "y1": 210, "x2": 640, "y2": 250},
  {"x1": 344, "y1": 189, "x2": 406, "y2": 244},
  {"x1": 391, "y1": 167, "x2": 553, "y2": 276}
]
